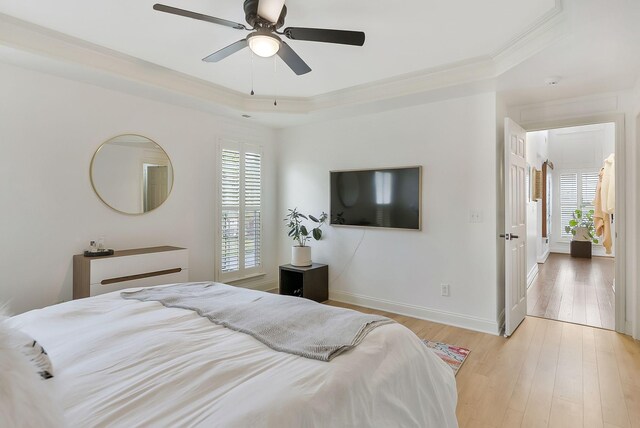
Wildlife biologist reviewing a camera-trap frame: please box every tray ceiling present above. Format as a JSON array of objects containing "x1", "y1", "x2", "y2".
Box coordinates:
[{"x1": 0, "y1": 0, "x2": 558, "y2": 97}]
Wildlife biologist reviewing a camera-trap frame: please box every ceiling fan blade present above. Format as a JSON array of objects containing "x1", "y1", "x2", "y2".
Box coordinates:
[
  {"x1": 277, "y1": 41, "x2": 311, "y2": 75},
  {"x1": 284, "y1": 27, "x2": 365, "y2": 46},
  {"x1": 257, "y1": 0, "x2": 285, "y2": 24},
  {"x1": 202, "y1": 39, "x2": 248, "y2": 62},
  {"x1": 153, "y1": 4, "x2": 248, "y2": 30}
]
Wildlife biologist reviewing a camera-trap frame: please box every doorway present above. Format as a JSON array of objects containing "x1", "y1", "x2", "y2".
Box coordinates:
[{"x1": 524, "y1": 123, "x2": 616, "y2": 330}]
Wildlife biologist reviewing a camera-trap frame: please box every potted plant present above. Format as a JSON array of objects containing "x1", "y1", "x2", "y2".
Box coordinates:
[
  {"x1": 284, "y1": 208, "x2": 328, "y2": 267},
  {"x1": 564, "y1": 208, "x2": 599, "y2": 258}
]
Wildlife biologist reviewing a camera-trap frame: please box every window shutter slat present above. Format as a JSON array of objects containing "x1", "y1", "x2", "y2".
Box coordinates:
[
  {"x1": 221, "y1": 209, "x2": 240, "y2": 272},
  {"x1": 245, "y1": 209, "x2": 261, "y2": 269},
  {"x1": 221, "y1": 149, "x2": 240, "y2": 206},
  {"x1": 244, "y1": 152, "x2": 261, "y2": 207},
  {"x1": 244, "y1": 151, "x2": 261, "y2": 269},
  {"x1": 221, "y1": 149, "x2": 241, "y2": 273},
  {"x1": 581, "y1": 172, "x2": 599, "y2": 211},
  {"x1": 560, "y1": 173, "x2": 577, "y2": 239}
]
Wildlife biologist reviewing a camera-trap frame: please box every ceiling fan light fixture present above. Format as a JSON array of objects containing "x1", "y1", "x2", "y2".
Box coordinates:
[{"x1": 247, "y1": 32, "x2": 281, "y2": 58}]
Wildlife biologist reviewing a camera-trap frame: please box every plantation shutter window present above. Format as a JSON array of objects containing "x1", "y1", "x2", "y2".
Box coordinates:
[
  {"x1": 559, "y1": 170, "x2": 599, "y2": 240},
  {"x1": 218, "y1": 142, "x2": 263, "y2": 281},
  {"x1": 244, "y1": 151, "x2": 261, "y2": 269}
]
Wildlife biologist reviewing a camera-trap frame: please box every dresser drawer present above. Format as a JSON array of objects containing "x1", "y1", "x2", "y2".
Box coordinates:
[
  {"x1": 89, "y1": 249, "x2": 188, "y2": 285},
  {"x1": 90, "y1": 269, "x2": 188, "y2": 296}
]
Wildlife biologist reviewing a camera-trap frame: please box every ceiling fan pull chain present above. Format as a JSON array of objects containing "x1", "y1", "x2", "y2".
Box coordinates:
[
  {"x1": 250, "y1": 51, "x2": 255, "y2": 96},
  {"x1": 273, "y1": 55, "x2": 278, "y2": 106}
]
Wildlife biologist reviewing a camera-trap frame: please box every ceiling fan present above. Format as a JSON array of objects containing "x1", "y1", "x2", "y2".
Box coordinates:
[{"x1": 153, "y1": 0, "x2": 365, "y2": 76}]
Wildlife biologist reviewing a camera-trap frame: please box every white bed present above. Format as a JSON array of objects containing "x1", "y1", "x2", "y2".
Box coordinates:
[{"x1": 8, "y1": 286, "x2": 458, "y2": 427}]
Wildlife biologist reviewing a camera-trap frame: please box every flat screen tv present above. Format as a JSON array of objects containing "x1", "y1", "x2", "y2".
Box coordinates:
[{"x1": 330, "y1": 166, "x2": 422, "y2": 230}]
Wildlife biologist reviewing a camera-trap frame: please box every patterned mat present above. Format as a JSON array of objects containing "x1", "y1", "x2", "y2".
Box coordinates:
[{"x1": 423, "y1": 340, "x2": 470, "y2": 376}]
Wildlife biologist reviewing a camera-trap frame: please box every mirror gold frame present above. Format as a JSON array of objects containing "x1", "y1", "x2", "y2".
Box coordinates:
[{"x1": 89, "y1": 133, "x2": 175, "y2": 216}]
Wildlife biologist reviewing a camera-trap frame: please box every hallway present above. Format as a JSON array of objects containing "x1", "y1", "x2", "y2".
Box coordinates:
[{"x1": 527, "y1": 253, "x2": 615, "y2": 330}]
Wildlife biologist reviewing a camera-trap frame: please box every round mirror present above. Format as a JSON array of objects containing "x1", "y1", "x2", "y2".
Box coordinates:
[{"x1": 90, "y1": 134, "x2": 174, "y2": 215}]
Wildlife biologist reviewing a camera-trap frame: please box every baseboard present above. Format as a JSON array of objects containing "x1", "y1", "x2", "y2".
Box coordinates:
[
  {"x1": 527, "y1": 264, "x2": 539, "y2": 288},
  {"x1": 537, "y1": 248, "x2": 550, "y2": 264},
  {"x1": 549, "y1": 244, "x2": 614, "y2": 258},
  {"x1": 329, "y1": 290, "x2": 501, "y2": 336},
  {"x1": 233, "y1": 278, "x2": 278, "y2": 293},
  {"x1": 247, "y1": 283, "x2": 278, "y2": 292}
]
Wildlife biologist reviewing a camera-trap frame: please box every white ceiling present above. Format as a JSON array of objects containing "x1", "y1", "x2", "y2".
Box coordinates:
[
  {"x1": 498, "y1": 0, "x2": 640, "y2": 105},
  {"x1": 0, "y1": 0, "x2": 639, "y2": 128},
  {"x1": 0, "y1": 0, "x2": 557, "y2": 97}
]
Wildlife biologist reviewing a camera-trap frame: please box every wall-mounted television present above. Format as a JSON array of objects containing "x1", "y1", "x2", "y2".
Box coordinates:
[{"x1": 330, "y1": 166, "x2": 422, "y2": 230}]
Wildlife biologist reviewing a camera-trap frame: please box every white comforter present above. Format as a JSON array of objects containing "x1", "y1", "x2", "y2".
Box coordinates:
[{"x1": 9, "y1": 287, "x2": 458, "y2": 428}]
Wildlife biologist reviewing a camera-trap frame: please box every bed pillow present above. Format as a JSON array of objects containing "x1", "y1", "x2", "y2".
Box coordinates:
[
  {"x1": 8, "y1": 328, "x2": 54, "y2": 380},
  {"x1": 0, "y1": 311, "x2": 64, "y2": 427}
]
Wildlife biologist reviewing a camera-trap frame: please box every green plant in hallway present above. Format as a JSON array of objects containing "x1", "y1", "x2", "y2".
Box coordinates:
[{"x1": 565, "y1": 208, "x2": 599, "y2": 244}]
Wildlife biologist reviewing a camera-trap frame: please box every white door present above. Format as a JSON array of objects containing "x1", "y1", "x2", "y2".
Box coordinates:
[{"x1": 504, "y1": 118, "x2": 527, "y2": 337}]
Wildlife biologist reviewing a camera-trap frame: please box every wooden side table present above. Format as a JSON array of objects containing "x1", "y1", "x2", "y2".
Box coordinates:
[{"x1": 279, "y1": 263, "x2": 328, "y2": 303}]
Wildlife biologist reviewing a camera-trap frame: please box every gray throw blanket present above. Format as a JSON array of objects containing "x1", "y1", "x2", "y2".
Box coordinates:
[{"x1": 121, "y1": 282, "x2": 393, "y2": 361}]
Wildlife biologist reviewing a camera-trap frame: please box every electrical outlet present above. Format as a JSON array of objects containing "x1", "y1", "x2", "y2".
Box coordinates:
[
  {"x1": 469, "y1": 210, "x2": 483, "y2": 223},
  {"x1": 441, "y1": 284, "x2": 450, "y2": 297}
]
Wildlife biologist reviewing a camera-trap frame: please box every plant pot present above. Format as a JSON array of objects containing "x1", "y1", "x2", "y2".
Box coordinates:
[
  {"x1": 573, "y1": 226, "x2": 591, "y2": 242},
  {"x1": 291, "y1": 246, "x2": 312, "y2": 267},
  {"x1": 570, "y1": 240, "x2": 592, "y2": 258}
]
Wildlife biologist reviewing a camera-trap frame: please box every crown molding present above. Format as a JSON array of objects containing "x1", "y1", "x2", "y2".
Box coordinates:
[
  {"x1": 492, "y1": 0, "x2": 565, "y2": 73},
  {"x1": 309, "y1": 0, "x2": 566, "y2": 112},
  {"x1": 0, "y1": 13, "x2": 244, "y2": 110},
  {"x1": 508, "y1": 91, "x2": 624, "y2": 125},
  {"x1": 0, "y1": 1, "x2": 566, "y2": 120}
]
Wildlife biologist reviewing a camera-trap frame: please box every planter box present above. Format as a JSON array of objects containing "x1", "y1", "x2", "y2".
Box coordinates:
[{"x1": 570, "y1": 240, "x2": 592, "y2": 258}]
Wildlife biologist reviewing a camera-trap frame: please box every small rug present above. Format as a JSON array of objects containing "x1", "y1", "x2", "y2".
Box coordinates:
[{"x1": 423, "y1": 340, "x2": 470, "y2": 376}]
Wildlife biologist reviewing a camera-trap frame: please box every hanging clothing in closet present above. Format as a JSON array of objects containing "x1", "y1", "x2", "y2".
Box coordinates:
[
  {"x1": 593, "y1": 168, "x2": 612, "y2": 254},
  {"x1": 601, "y1": 153, "x2": 615, "y2": 214}
]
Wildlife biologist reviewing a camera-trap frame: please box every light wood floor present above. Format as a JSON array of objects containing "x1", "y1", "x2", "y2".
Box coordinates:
[
  {"x1": 527, "y1": 253, "x2": 615, "y2": 330},
  {"x1": 328, "y1": 301, "x2": 640, "y2": 428}
]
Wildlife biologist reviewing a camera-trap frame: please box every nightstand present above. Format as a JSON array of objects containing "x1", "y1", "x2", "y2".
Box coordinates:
[{"x1": 279, "y1": 263, "x2": 328, "y2": 303}]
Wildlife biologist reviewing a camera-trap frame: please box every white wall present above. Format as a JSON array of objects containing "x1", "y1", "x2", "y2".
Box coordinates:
[
  {"x1": 525, "y1": 130, "x2": 549, "y2": 284},
  {"x1": 547, "y1": 123, "x2": 615, "y2": 256},
  {"x1": 277, "y1": 93, "x2": 502, "y2": 334},
  {"x1": 0, "y1": 62, "x2": 278, "y2": 314}
]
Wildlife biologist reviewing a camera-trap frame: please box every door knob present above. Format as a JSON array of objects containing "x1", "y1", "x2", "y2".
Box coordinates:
[{"x1": 499, "y1": 233, "x2": 519, "y2": 240}]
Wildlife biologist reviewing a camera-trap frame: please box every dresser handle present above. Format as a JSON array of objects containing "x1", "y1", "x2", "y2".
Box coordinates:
[{"x1": 101, "y1": 268, "x2": 183, "y2": 285}]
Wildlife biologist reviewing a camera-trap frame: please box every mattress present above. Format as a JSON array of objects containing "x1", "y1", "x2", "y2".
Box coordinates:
[{"x1": 8, "y1": 286, "x2": 458, "y2": 427}]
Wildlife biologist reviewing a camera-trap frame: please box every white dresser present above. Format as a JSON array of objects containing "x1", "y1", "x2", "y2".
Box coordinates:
[{"x1": 73, "y1": 246, "x2": 189, "y2": 299}]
